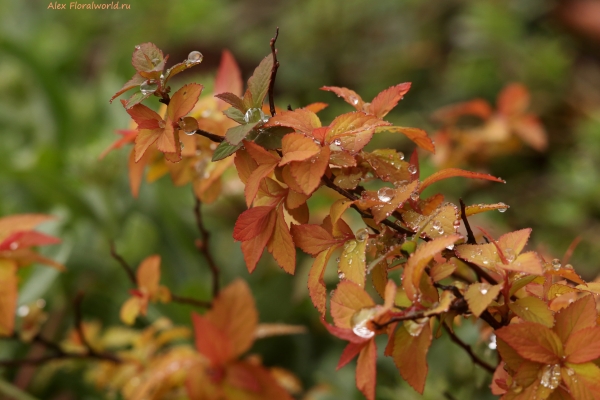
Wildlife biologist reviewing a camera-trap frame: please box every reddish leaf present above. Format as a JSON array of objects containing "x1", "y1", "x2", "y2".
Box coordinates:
[
  {"x1": 136, "y1": 255, "x2": 161, "y2": 294},
  {"x1": 279, "y1": 133, "x2": 320, "y2": 166},
  {"x1": 337, "y1": 341, "x2": 368, "y2": 370},
  {"x1": 402, "y1": 235, "x2": 461, "y2": 301},
  {"x1": 241, "y1": 211, "x2": 277, "y2": 273},
  {"x1": 321, "y1": 317, "x2": 368, "y2": 343},
  {"x1": 321, "y1": 86, "x2": 364, "y2": 110},
  {"x1": 0, "y1": 259, "x2": 17, "y2": 336},
  {"x1": 247, "y1": 54, "x2": 274, "y2": 108},
  {"x1": 391, "y1": 321, "x2": 432, "y2": 394},
  {"x1": 167, "y1": 83, "x2": 203, "y2": 123},
  {"x1": 564, "y1": 327, "x2": 600, "y2": 363},
  {"x1": 356, "y1": 339, "x2": 377, "y2": 400},
  {"x1": 308, "y1": 248, "x2": 336, "y2": 316},
  {"x1": 497, "y1": 83, "x2": 530, "y2": 117},
  {"x1": 192, "y1": 313, "x2": 233, "y2": 365},
  {"x1": 125, "y1": 103, "x2": 162, "y2": 130},
  {"x1": 233, "y1": 206, "x2": 276, "y2": 242},
  {"x1": 0, "y1": 231, "x2": 60, "y2": 251},
  {"x1": 432, "y1": 99, "x2": 492, "y2": 123},
  {"x1": 291, "y1": 224, "x2": 342, "y2": 256},
  {"x1": 214, "y1": 50, "x2": 243, "y2": 100},
  {"x1": 206, "y1": 279, "x2": 258, "y2": 359},
  {"x1": 267, "y1": 206, "x2": 296, "y2": 274},
  {"x1": 554, "y1": 295, "x2": 597, "y2": 344},
  {"x1": 330, "y1": 281, "x2": 375, "y2": 330},
  {"x1": 368, "y1": 82, "x2": 411, "y2": 118},
  {"x1": 215, "y1": 92, "x2": 245, "y2": 112},
  {"x1": 110, "y1": 73, "x2": 146, "y2": 103},
  {"x1": 495, "y1": 322, "x2": 563, "y2": 364},
  {"x1": 262, "y1": 109, "x2": 322, "y2": 136},
  {"x1": 420, "y1": 168, "x2": 505, "y2": 193},
  {"x1": 289, "y1": 146, "x2": 330, "y2": 195},
  {"x1": 375, "y1": 126, "x2": 436, "y2": 153}
]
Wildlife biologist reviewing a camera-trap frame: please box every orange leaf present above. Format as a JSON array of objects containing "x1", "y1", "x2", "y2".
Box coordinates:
[
  {"x1": 234, "y1": 149, "x2": 258, "y2": 185},
  {"x1": 279, "y1": 133, "x2": 320, "y2": 166},
  {"x1": 167, "y1": 83, "x2": 203, "y2": 122},
  {"x1": 245, "y1": 163, "x2": 278, "y2": 207},
  {"x1": 464, "y1": 282, "x2": 503, "y2": 317},
  {"x1": 0, "y1": 214, "x2": 55, "y2": 242},
  {"x1": 338, "y1": 239, "x2": 367, "y2": 288},
  {"x1": 0, "y1": 259, "x2": 17, "y2": 336},
  {"x1": 495, "y1": 322, "x2": 563, "y2": 364},
  {"x1": 356, "y1": 339, "x2": 377, "y2": 400},
  {"x1": 432, "y1": 99, "x2": 492, "y2": 124},
  {"x1": 308, "y1": 248, "x2": 336, "y2": 316},
  {"x1": 267, "y1": 206, "x2": 296, "y2": 274},
  {"x1": 561, "y1": 362, "x2": 600, "y2": 400},
  {"x1": 321, "y1": 86, "x2": 364, "y2": 111},
  {"x1": 513, "y1": 114, "x2": 547, "y2": 151},
  {"x1": 554, "y1": 295, "x2": 597, "y2": 344},
  {"x1": 192, "y1": 312, "x2": 233, "y2": 365},
  {"x1": 303, "y1": 102, "x2": 328, "y2": 114},
  {"x1": 290, "y1": 224, "x2": 342, "y2": 256},
  {"x1": 136, "y1": 255, "x2": 161, "y2": 294},
  {"x1": 326, "y1": 112, "x2": 390, "y2": 144},
  {"x1": 564, "y1": 327, "x2": 600, "y2": 364},
  {"x1": 289, "y1": 146, "x2": 330, "y2": 195},
  {"x1": 402, "y1": 235, "x2": 461, "y2": 301},
  {"x1": 206, "y1": 279, "x2": 259, "y2": 359},
  {"x1": 120, "y1": 296, "x2": 142, "y2": 326},
  {"x1": 337, "y1": 341, "x2": 368, "y2": 370},
  {"x1": 419, "y1": 168, "x2": 505, "y2": 193},
  {"x1": 391, "y1": 321, "x2": 432, "y2": 394},
  {"x1": 508, "y1": 296, "x2": 554, "y2": 328},
  {"x1": 331, "y1": 281, "x2": 375, "y2": 330},
  {"x1": 374, "y1": 126, "x2": 435, "y2": 153},
  {"x1": 497, "y1": 83, "x2": 530, "y2": 117},
  {"x1": 498, "y1": 228, "x2": 531, "y2": 256},
  {"x1": 368, "y1": 83, "x2": 411, "y2": 118},
  {"x1": 241, "y1": 210, "x2": 277, "y2": 273},
  {"x1": 233, "y1": 206, "x2": 276, "y2": 242},
  {"x1": 262, "y1": 109, "x2": 322, "y2": 136}
]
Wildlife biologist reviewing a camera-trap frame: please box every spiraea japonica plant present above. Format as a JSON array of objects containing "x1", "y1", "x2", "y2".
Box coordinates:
[{"x1": 2, "y1": 30, "x2": 600, "y2": 400}]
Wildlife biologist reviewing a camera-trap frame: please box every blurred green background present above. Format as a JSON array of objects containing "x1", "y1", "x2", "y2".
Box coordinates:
[{"x1": 1, "y1": 0, "x2": 600, "y2": 398}]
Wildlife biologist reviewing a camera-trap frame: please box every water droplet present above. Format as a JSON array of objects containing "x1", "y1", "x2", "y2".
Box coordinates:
[
  {"x1": 498, "y1": 202, "x2": 509, "y2": 213},
  {"x1": 244, "y1": 108, "x2": 266, "y2": 124},
  {"x1": 209, "y1": 143, "x2": 217, "y2": 150},
  {"x1": 335, "y1": 257, "x2": 340, "y2": 263},
  {"x1": 348, "y1": 258, "x2": 353, "y2": 265},
  {"x1": 551, "y1": 258, "x2": 561, "y2": 271},
  {"x1": 338, "y1": 272, "x2": 346, "y2": 280},
  {"x1": 344, "y1": 240, "x2": 357, "y2": 252},
  {"x1": 398, "y1": 151, "x2": 404, "y2": 160},
  {"x1": 432, "y1": 220, "x2": 442, "y2": 231},
  {"x1": 410, "y1": 192, "x2": 419, "y2": 201},
  {"x1": 349, "y1": 95, "x2": 359, "y2": 106},
  {"x1": 9, "y1": 242, "x2": 19, "y2": 250},
  {"x1": 565, "y1": 263, "x2": 573, "y2": 269},
  {"x1": 483, "y1": 259, "x2": 489, "y2": 265},
  {"x1": 504, "y1": 248, "x2": 515, "y2": 263},
  {"x1": 476, "y1": 249, "x2": 483, "y2": 256},
  {"x1": 179, "y1": 140, "x2": 185, "y2": 150},
  {"x1": 17, "y1": 305, "x2": 29, "y2": 317},
  {"x1": 356, "y1": 228, "x2": 369, "y2": 242},
  {"x1": 151, "y1": 58, "x2": 160, "y2": 66},
  {"x1": 179, "y1": 116, "x2": 198, "y2": 135},
  {"x1": 377, "y1": 187, "x2": 394, "y2": 203},
  {"x1": 438, "y1": 228, "x2": 444, "y2": 234},
  {"x1": 446, "y1": 244, "x2": 455, "y2": 250},
  {"x1": 134, "y1": 45, "x2": 141, "y2": 50},
  {"x1": 511, "y1": 384, "x2": 522, "y2": 394},
  {"x1": 566, "y1": 368, "x2": 575, "y2": 376},
  {"x1": 187, "y1": 50, "x2": 203, "y2": 64},
  {"x1": 488, "y1": 334, "x2": 497, "y2": 349},
  {"x1": 408, "y1": 165, "x2": 417, "y2": 174},
  {"x1": 404, "y1": 318, "x2": 428, "y2": 336},
  {"x1": 453, "y1": 220, "x2": 461, "y2": 228},
  {"x1": 539, "y1": 364, "x2": 561, "y2": 390},
  {"x1": 333, "y1": 139, "x2": 342, "y2": 146},
  {"x1": 140, "y1": 80, "x2": 158, "y2": 95},
  {"x1": 481, "y1": 288, "x2": 488, "y2": 295}
]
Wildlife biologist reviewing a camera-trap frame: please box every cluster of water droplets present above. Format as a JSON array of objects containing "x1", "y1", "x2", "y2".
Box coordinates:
[
  {"x1": 539, "y1": 364, "x2": 561, "y2": 390},
  {"x1": 355, "y1": 228, "x2": 369, "y2": 242},
  {"x1": 504, "y1": 248, "x2": 516, "y2": 263},
  {"x1": 430, "y1": 219, "x2": 444, "y2": 235}
]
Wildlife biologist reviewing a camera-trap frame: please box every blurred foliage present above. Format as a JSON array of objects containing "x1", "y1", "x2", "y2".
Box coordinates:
[{"x1": 1, "y1": 0, "x2": 600, "y2": 398}]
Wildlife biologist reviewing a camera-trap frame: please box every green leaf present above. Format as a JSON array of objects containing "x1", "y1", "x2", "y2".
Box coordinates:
[
  {"x1": 224, "y1": 107, "x2": 246, "y2": 124},
  {"x1": 247, "y1": 54, "x2": 274, "y2": 108},
  {"x1": 212, "y1": 141, "x2": 243, "y2": 161},
  {"x1": 225, "y1": 122, "x2": 259, "y2": 146}
]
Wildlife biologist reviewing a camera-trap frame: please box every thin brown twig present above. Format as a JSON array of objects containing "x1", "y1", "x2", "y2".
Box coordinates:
[
  {"x1": 194, "y1": 197, "x2": 220, "y2": 298},
  {"x1": 459, "y1": 198, "x2": 476, "y2": 245},
  {"x1": 442, "y1": 324, "x2": 495, "y2": 373},
  {"x1": 268, "y1": 27, "x2": 280, "y2": 117},
  {"x1": 110, "y1": 241, "x2": 136, "y2": 285},
  {"x1": 194, "y1": 129, "x2": 224, "y2": 143},
  {"x1": 109, "y1": 244, "x2": 211, "y2": 308}
]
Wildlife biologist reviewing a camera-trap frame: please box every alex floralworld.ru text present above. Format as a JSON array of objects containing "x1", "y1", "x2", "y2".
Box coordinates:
[{"x1": 47, "y1": 2, "x2": 130, "y2": 9}]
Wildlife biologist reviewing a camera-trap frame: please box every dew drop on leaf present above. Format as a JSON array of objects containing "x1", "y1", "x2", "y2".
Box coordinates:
[
  {"x1": 398, "y1": 151, "x2": 404, "y2": 160},
  {"x1": 338, "y1": 272, "x2": 345, "y2": 280},
  {"x1": 244, "y1": 108, "x2": 266, "y2": 124},
  {"x1": 408, "y1": 165, "x2": 417, "y2": 175},
  {"x1": 488, "y1": 333, "x2": 497, "y2": 349},
  {"x1": 140, "y1": 80, "x2": 158, "y2": 95},
  {"x1": 180, "y1": 116, "x2": 198, "y2": 135},
  {"x1": 565, "y1": 263, "x2": 573, "y2": 269},
  {"x1": 355, "y1": 228, "x2": 369, "y2": 242},
  {"x1": 432, "y1": 220, "x2": 442, "y2": 231},
  {"x1": 551, "y1": 258, "x2": 561, "y2": 270},
  {"x1": 187, "y1": 50, "x2": 204, "y2": 64},
  {"x1": 349, "y1": 95, "x2": 359, "y2": 106},
  {"x1": 498, "y1": 202, "x2": 509, "y2": 213},
  {"x1": 351, "y1": 307, "x2": 378, "y2": 339},
  {"x1": 410, "y1": 192, "x2": 419, "y2": 201},
  {"x1": 377, "y1": 187, "x2": 394, "y2": 203},
  {"x1": 504, "y1": 248, "x2": 515, "y2": 263},
  {"x1": 333, "y1": 139, "x2": 342, "y2": 146}
]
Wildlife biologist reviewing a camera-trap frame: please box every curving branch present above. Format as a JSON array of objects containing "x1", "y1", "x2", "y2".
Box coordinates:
[
  {"x1": 268, "y1": 27, "x2": 280, "y2": 117},
  {"x1": 459, "y1": 198, "x2": 476, "y2": 245},
  {"x1": 194, "y1": 197, "x2": 220, "y2": 299},
  {"x1": 442, "y1": 324, "x2": 495, "y2": 373}
]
